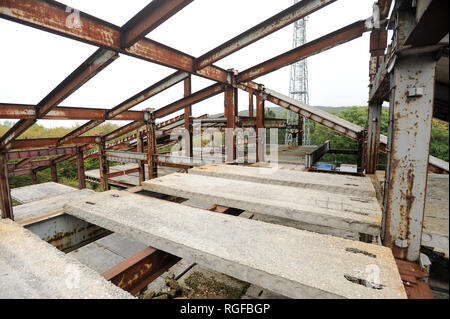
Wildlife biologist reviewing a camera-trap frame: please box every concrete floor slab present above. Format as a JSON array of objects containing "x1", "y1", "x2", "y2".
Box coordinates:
[
  {"x1": 11, "y1": 182, "x2": 77, "y2": 204},
  {"x1": 0, "y1": 219, "x2": 133, "y2": 299},
  {"x1": 13, "y1": 189, "x2": 95, "y2": 223},
  {"x1": 64, "y1": 190, "x2": 405, "y2": 299},
  {"x1": 143, "y1": 173, "x2": 382, "y2": 235},
  {"x1": 189, "y1": 164, "x2": 376, "y2": 197}
]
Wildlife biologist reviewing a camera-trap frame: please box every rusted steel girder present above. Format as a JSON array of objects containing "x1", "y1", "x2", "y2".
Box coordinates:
[
  {"x1": 154, "y1": 83, "x2": 226, "y2": 119},
  {"x1": 102, "y1": 247, "x2": 180, "y2": 296},
  {"x1": 97, "y1": 137, "x2": 110, "y2": 192},
  {"x1": 0, "y1": 0, "x2": 229, "y2": 84},
  {"x1": 14, "y1": 158, "x2": 33, "y2": 170},
  {"x1": 0, "y1": 152, "x2": 13, "y2": 219},
  {"x1": 121, "y1": 0, "x2": 193, "y2": 49},
  {"x1": 10, "y1": 137, "x2": 96, "y2": 150},
  {"x1": 0, "y1": 104, "x2": 145, "y2": 121},
  {"x1": 50, "y1": 161, "x2": 58, "y2": 183},
  {"x1": 365, "y1": 104, "x2": 382, "y2": 174},
  {"x1": 238, "y1": 20, "x2": 370, "y2": 82},
  {"x1": 146, "y1": 114, "x2": 157, "y2": 180},
  {"x1": 196, "y1": 0, "x2": 337, "y2": 70},
  {"x1": 104, "y1": 121, "x2": 144, "y2": 142},
  {"x1": 0, "y1": 48, "x2": 117, "y2": 150},
  {"x1": 6, "y1": 146, "x2": 81, "y2": 161},
  {"x1": 59, "y1": 71, "x2": 189, "y2": 145}
]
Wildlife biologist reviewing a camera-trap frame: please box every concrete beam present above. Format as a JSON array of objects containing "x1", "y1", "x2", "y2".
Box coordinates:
[
  {"x1": 188, "y1": 164, "x2": 376, "y2": 197},
  {"x1": 64, "y1": 190, "x2": 406, "y2": 299},
  {"x1": 0, "y1": 219, "x2": 133, "y2": 299},
  {"x1": 143, "y1": 173, "x2": 382, "y2": 236}
]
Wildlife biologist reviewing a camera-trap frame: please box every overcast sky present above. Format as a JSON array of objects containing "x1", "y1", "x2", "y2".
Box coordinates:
[{"x1": 0, "y1": 0, "x2": 376, "y2": 128}]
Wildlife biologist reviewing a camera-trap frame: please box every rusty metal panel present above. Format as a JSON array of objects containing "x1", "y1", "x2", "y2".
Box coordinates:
[
  {"x1": 10, "y1": 137, "x2": 95, "y2": 150},
  {"x1": 239, "y1": 20, "x2": 369, "y2": 82},
  {"x1": 196, "y1": 0, "x2": 337, "y2": 69},
  {"x1": 383, "y1": 54, "x2": 437, "y2": 262},
  {"x1": 120, "y1": 0, "x2": 193, "y2": 49},
  {"x1": 102, "y1": 247, "x2": 180, "y2": 295}
]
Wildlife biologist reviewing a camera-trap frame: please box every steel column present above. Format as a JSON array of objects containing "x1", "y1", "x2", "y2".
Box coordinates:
[
  {"x1": 297, "y1": 117, "x2": 304, "y2": 146},
  {"x1": 97, "y1": 138, "x2": 110, "y2": 192},
  {"x1": 248, "y1": 91, "x2": 254, "y2": 118},
  {"x1": 50, "y1": 162, "x2": 58, "y2": 183},
  {"x1": 31, "y1": 170, "x2": 38, "y2": 185},
  {"x1": 225, "y1": 86, "x2": 237, "y2": 162},
  {"x1": 382, "y1": 54, "x2": 437, "y2": 262},
  {"x1": 137, "y1": 130, "x2": 145, "y2": 186},
  {"x1": 256, "y1": 92, "x2": 265, "y2": 162},
  {"x1": 184, "y1": 76, "x2": 193, "y2": 158},
  {"x1": 76, "y1": 147, "x2": 86, "y2": 189},
  {"x1": 365, "y1": 103, "x2": 382, "y2": 174},
  {"x1": 146, "y1": 113, "x2": 158, "y2": 180},
  {"x1": 0, "y1": 152, "x2": 13, "y2": 219}
]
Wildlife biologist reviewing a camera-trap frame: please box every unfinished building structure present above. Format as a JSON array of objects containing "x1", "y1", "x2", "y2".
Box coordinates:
[{"x1": 0, "y1": 0, "x2": 448, "y2": 299}]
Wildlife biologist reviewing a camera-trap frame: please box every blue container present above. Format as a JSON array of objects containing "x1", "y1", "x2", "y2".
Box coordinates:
[{"x1": 316, "y1": 164, "x2": 333, "y2": 170}]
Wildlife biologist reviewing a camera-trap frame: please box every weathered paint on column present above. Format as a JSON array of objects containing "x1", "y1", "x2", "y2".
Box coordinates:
[
  {"x1": 365, "y1": 103, "x2": 382, "y2": 174},
  {"x1": 0, "y1": 152, "x2": 13, "y2": 219},
  {"x1": 256, "y1": 92, "x2": 265, "y2": 162},
  {"x1": 184, "y1": 76, "x2": 193, "y2": 158},
  {"x1": 248, "y1": 91, "x2": 254, "y2": 118},
  {"x1": 225, "y1": 86, "x2": 237, "y2": 162},
  {"x1": 137, "y1": 130, "x2": 145, "y2": 186},
  {"x1": 98, "y1": 138, "x2": 110, "y2": 192},
  {"x1": 50, "y1": 162, "x2": 58, "y2": 183},
  {"x1": 383, "y1": 54, "x2": 437, "y2": 262},
  {"x1": 146, "y1": 113, "x2": 158, "y2": 180},
  {"x1": 77, "y1": 147, "x2": 86, "y2": 189}
]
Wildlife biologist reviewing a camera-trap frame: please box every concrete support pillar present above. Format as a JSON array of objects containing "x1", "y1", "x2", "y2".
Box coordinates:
[
  {"x1": 0, "y1": 152, "x2": 13, "y2": 219},
  {"x1": 97, "y1": 137, "x2": 109, "y2": 192},
  {"x1": 382, "y1": 54, "x2": 437, "y2": 262},
  {"x1": 146, "y1": 113, "x2": 158, "y2": 180},
  {"x1": 248, "y1": 91, "x2": 254, "y2": 118},
  {"x1": 225, "y1": 86, "x2": 237, "y2": 162},
  {"x1": 256, "y1": 92, "x2": 265, "y2": 162},
  {"x1": 137, "y1": 130, "x2": 145, "y2": 186},
  {"x1": 76, "y1": 147, "x2": 86, "y2": 189},
  {"x1": 184, "y1": 76, "x2": 193, "y2": 158},
  {"x1": 365, "y1": 103, "x2": 382, "y2": 174},
  {"x1": 50, "y1": 162, "x2": 58, "y2": 183},
  {"x1": 31, "y1": 170, "x2": 38, "y2": 185}
]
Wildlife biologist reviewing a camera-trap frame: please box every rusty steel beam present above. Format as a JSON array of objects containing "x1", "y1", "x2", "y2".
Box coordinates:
[
  {"x1": 102, "y1": 247, "x2": 180, "y2": 296},
  {"x1": 6, "y1": 146, "x2": 80, "y2": 161},
  {"x1": 97, "y1": 138, "x2": 110, "y2": 192},
  {"x1": 196, "y1": 0, "x2": 337, "y2": 70},
  {"x1": 0, "y1": 104, "x2": 145, "y2": 121},
  {"x1": 104, "y1": 121, "x2": 144, "y2": 142},
  {"x1": 155, "y1": 83, "x2": 226, "y2": 119},
  {"x1": 10, "y1": 137, "x2": 96, "y2": 150},
  {"x1": 58, "y1": 71, "x2": 188, "y2": 145},
  {"x1": 0, "y1": 0, "x2": 229, "y2": 84},
  {"x1": 238, "y1": 20, "x2": 370, "y2": 82},
  {"x1": 0, "y1": 48, "x2": 117, "y2": 150},
  {"x1": 14, "y1": 158, "x2": 33, "y2": 170},
  {"x1": 121, "y1": 0, "x2": 193, "y2": 49}
]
